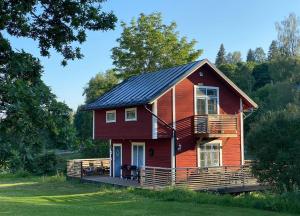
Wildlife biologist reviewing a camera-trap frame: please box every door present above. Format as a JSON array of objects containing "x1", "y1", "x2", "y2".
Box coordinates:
[
  {"x1": 131, "y1": 143, "x2": 145, "y2": 168},
  {"x1": 113, "y1": 144, "x2": 122, "y2": 177}
]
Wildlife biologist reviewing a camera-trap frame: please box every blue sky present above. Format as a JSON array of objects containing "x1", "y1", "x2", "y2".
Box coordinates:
[{"x1": 5, "y1": 0, "x2": 300, "y2": 110}]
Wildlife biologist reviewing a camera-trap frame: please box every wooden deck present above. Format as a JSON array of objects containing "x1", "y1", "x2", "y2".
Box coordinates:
[
  {"x1": 67, "y1": 159, "x2": 264, "y2": 193},
  {"x1": 81, "y1": 176, "x2": 140, "y2": 188}
]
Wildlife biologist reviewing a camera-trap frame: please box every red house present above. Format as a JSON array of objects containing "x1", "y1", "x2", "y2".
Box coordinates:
[{"x1": 86, "y1": 59, "x2": 258, "y2": 178}]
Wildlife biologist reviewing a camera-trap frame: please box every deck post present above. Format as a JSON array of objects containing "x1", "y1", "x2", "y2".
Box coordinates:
[{"x1": 80, "y1": 161, "x2": 83, "y2": 181}]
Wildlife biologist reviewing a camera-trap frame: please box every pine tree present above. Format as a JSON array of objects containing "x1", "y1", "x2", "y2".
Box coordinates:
[
  {"x1": 246, "y1": 49, "x2": 255, "y2": 62},
  {"x1": 215, "y1": 44, "x2": 226, "y2": 66},
  {"x1": 268, "y1": 40, "x2": 280, "y2": 60}
]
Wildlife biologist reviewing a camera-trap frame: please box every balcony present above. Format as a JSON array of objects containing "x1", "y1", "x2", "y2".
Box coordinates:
[{"x1": 194, "y1": 114, "x2": 238, "y2": 138}]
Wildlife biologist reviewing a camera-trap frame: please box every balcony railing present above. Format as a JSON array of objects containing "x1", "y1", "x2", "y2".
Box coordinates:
[{"x1": 194, "y1": 114, "x2": 238, "y2": 137}]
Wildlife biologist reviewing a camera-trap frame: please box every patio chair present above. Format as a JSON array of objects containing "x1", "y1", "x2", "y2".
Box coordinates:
[{"x1": 121, "y1": 165, "x2": 131, "y2": 179}]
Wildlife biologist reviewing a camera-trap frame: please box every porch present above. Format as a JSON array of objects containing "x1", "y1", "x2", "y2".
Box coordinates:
[{"x1": 67, "y1": 158, "x2": 264, "y2": 193}]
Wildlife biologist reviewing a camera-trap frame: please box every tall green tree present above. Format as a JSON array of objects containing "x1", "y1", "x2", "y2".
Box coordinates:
[
  {"x1": 254, "y1": 47, "x2": 266, "y2": 63},
  {"x1": 276, "y1": 13, "x2": 300, "y2": 57},
  {"x1": 0, "y1": 35, "x2": 76, "y2": 171},
  {"x1": 83, "y1": 69, "x2": 119, "y2": 104},
  {"x1": 226, "y1": 51, "x2": 242, "y2": 64},
  {"x1": 246, "y1": 49, "x2": 255, "y2": 62},
  {"x1": 268, "y1": 40, "x2": 281, "y2": 60},
  {"x1": 215, "y1": 43, "x2": 226, "y2": 66},
  {"x1": 0, "y1": 0, "x2": 117, "y2": 65},
  {"x1": 252, "y1": 63, "x2": 270, "y2": 89},
  {"x1": 111, "y1": 12, "x2": 202, "y2": 79}
]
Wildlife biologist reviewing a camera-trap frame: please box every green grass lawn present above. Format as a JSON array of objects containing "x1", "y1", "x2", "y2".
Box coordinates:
[{"x1": 0, "y1": 175, "x2": 297, "y2": 216}]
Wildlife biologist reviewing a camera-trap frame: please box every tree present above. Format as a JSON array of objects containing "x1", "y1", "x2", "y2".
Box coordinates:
[
  {"x1": 111, "y1": 12, "x2": 203, "y2": 79},
  {"x1": 226, "y1": 51, "x2": 242, "y2": 64},
  {"x1": 0, "y1": 35, "x2": 76, "y2": 172},
  {"x1": 247, "y1": 105, "x2": 300, "y2": 192},
  {"x1": 215, "y1": 44, "x2": 226, "y2": 66},
  {"x1": 83, "y1": 69, "x2": 119, "y2": 104},
  {"x1": 254, "y1": 47, "x2": 266, "y2": 63},
  {"x1": 0, "y1": 0, "x2": 117, "y2": 65},
  {"x1": 252, "y1": 63, "x2": 270, "y2": 89},
  {"x1": 276, "y1": 13, "x2": 300, "y2": 57},
  {"x1": 246, "y1": 49, "x2": 255, "y2": 62},
  {"x1": 268, "y1": 40, "x2": 281, "y2": 60}
]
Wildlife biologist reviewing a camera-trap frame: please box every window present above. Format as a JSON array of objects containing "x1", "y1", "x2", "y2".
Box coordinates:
[
  {"x1": 195, "y1": 86, "x2": 219, "y2": 115},
  {"x1": 199, "y1": 142, "x2": 221, "y2": 167},
  {"x1": 132, "y1": 143, "x2": 145, "y2": 168},
  {"x1": 125, "y1": 107, "x2": 137, "y2": 121},
  {"x1": 106, "y1": 110, "x2": 116, "y2": 123}
]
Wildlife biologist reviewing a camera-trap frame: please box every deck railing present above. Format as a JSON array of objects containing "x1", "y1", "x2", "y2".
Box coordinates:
[
  {"x1": 67, "y1": 158, "x2": 110, "y2": 179},
  {"x1": 140, "y1": 165, "x2": 258, "y2": 190},
  {"x1": 194, "y1": 114, "x2": 238, "y2": 137}
]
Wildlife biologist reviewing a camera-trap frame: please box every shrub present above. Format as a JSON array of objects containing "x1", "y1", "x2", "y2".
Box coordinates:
[
  {"x1": 247, "y1": 105, "x2": 300, "y2": 192},
  {"x1": 31, "y1": 152, "x2": 58, "y2": 175},
  {"x1": 81, "y1": 139, "x2": 109, "y2": 158}
]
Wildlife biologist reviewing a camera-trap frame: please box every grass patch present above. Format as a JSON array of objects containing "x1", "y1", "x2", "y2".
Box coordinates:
[
  {"x1": 0, "y1": 174, "x2": 298, "y2": 216},
  {"x1": 131, "y1": 187, "x2": 300, "y2": 215}
]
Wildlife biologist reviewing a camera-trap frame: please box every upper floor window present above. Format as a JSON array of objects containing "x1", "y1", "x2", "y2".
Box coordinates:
[
  {"x1": 106, "y1": 110, "x2": 116, "y2": 123},
  {"x1": 195, "y1": 86, "x2": 219, "y2": 115},
  {"x1": 125, "y1": 107, "x2": 137, "y2": 121}
]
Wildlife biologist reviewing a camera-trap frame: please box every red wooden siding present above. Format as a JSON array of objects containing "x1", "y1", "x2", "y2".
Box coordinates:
[
  {"x1": 157, "y1": 89, "x2": 173, "y2": 138},
  {"x1": 154, "y1": 63, "x2": 243, "y2": 167},
  {"x1": 111, "y1": 139, "x2": 171, "y2": 174},
  {"x1": 94, "y1": 105, "x2": 152, "y2": 139}
]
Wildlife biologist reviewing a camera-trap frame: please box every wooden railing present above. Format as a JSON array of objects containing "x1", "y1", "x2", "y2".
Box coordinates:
[
  {"x1": 194, "y1": 114, "x2": 238, "y2": 137},
  {"x1": 140, "y1": 165, "x2": 258, "y2": 190},
  {"x1": 67, "y1": 158, "x2": 110, "y2": 179}
]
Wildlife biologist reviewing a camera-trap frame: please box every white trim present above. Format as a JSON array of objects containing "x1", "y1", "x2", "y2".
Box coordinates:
[
  {"x1": 197, "y1": 140, "x2": 223, "y2": 167},
  {"x1": 171, "y1": 87, "x2": 176, "y2": 170},
  {"x1": 131, "y1": 142, "x2": 146, "y2": 167},
  {"x1": 125, "y1": 107, "x2": 137, "y2": 121},
  {"x1": 152, "y1": 101, "x2": 158, "y2": 139},
  {"x1": 106, "y1": 110, "x2": 116, "y2": 123},
  {"x1": 149, "y1": 59, "x2": 258, "y2": 109},
  {"x1": 109, "y1": 139, "x2": 112, "y2": 177},
  {"x1": 240, "y1": 98, "x2": 245, "y2": 165},
  {"x1": 194, "y1": 85, "x2": 220, "y2": 115},
  {"x1": 92, "y1": 110, "x2": 95, "y2": 139},
  {"x1": 112, "y1": 143, "x2": 122, "y2": 178}
]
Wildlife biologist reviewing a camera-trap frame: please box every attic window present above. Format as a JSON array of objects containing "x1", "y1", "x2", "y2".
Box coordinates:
[
  {"x1": 199, "y1": 71, "x2": 204, "y2": 77},
  {"x1": 106, "y1": 110, "x2": 116, "y2": 123},
  {"x1": 125, "y1": 107, "x2": 137, "y2": 121}
]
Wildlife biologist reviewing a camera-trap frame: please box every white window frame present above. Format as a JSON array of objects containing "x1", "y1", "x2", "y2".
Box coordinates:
[
  {"x1": 113, "y1": 143, "x2": 122, "y2": 178},
  {"x1": 131, "y1": 142, "x2": 145, "y2": 168},
  {"x1": 125, "y1": 107, "x2": 137, "y2": 121},
  {"x1": 197, "y1": 140, "x2": 222, "y2": 168},
  {"x1": 194, "y1": 85, "x2": 220, "y2": 115},
  {"x1": 106, "y1": 110, "x2": 116, "y2": 123}
]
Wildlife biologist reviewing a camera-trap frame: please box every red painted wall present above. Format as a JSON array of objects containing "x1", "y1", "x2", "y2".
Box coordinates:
[
  {"x1": 157, "y1": 89, "x2": 173, "y2": 138},
  {"x1": 110, "y1": 139, "x2": 171, "y2": 175},
  {"x1": 94, "y1": 105, "x2": 152, "y2": 139},
  {"x1": 155, "y1": 63, "x2": 242, "y2": 168}
]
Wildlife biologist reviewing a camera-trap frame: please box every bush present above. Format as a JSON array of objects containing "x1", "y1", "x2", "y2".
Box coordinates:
[
  {"x1": 247, "y1": 105, "x2": 300, "y2": 192},
  {"x1": 81, "y1": 139, "x2": 109, "y2": 158},
  {"x1": 31, "y1": 152, "x2": 58, "y2": 175}
]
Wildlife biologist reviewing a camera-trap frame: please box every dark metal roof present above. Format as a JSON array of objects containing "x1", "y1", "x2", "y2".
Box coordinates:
[{"x1": 85, "y1": 60, "x2": 204, "y2": 110}]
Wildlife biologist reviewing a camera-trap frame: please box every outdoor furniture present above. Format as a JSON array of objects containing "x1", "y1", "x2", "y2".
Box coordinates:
[{"x1": 83, "y1": 163, "x2": 95, "y2": 176}]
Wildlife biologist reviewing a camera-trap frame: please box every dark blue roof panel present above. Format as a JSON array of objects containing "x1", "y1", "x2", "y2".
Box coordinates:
[{"x1": 85, "y1": 60, "x2": 204, "y2": 110}]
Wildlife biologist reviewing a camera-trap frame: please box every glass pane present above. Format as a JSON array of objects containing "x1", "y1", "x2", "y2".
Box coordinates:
[
  {"x1": 196, "y1": 98, "x2": 206, "y2": 115},
  {"x1": 208, "y1": 98, "x2": 217, "y2": 114},
  {"x1": 138, "y1": 146, "x2": 144, "y2": 167},
  {"x1": 107, "y1": 113, "x2": 115, "y2": 121},
  {"x1": 126, "y1": 110, "x2": 136, "y2": 119},
  {"x1": 196, "y1": 88, "x2": 206, "y2": 96},
  {"x1": 132, "y1": 146, "x2": 137, "y2": 166},
  {"x1": 207, "y1": 89, "x2": 217, "y2": 97}
]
